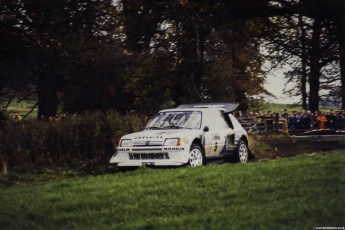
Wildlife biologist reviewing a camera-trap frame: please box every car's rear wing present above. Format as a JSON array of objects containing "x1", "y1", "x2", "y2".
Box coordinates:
[{"x1": 177, "y1": 103, "x2": 239, "y2": 113}]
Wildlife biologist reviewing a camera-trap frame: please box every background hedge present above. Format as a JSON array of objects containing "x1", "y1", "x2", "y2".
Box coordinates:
[{"x1": 0, "y1": 111, "x2": 144, "y2": 174}]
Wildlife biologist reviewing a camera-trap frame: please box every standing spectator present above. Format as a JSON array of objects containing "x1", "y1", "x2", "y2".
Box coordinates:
[
  {"x1": 335, "y1": 111, "x2": 344, "y2": 129},
  {"x1": 248, "y1": 111, "x2": 254, "y2": 117},
  {"x1": 288, "y1": 112, "x2": 297, "y2": 130},
  {"x1": 326, "y1": 109, "x2": 336, "y2": 129},
  {"x1": 13, "y1": 113, "x2": 22, "y2": 122},
  {"x1": 295, "y1": 112, "x2": 303, "y2": 129},
  {"x1": 282, "y1": 109, "x2": 289, "y2": 119},
  {"x1": 303, "y1": 111, "x2": 312, "y2": 129},
  {"x1": 317, "y1": 111, "x2": 327, "y2": 129},
  {"x1": 310, "y1": 112, "x2": 318, "y2": 129},
  {"x1": 236, "y1": 111, "x2": 244, "y2": 118},
  {"x1": 274, "y1": 112, "x2": 281, "y2": 130}
]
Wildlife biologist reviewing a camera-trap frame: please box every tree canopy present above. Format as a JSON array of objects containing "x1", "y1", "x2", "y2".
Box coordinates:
[{"x1": 1, "y1": 0, "x2": 344, "y2": 117}]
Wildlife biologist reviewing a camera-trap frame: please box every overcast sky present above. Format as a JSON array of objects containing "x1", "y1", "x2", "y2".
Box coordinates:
[{"x1": 264, "y1": 69, "x2": 300, "y2": 104}]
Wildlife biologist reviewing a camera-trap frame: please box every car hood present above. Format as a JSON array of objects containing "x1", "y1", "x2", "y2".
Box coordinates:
[{"x1": 122, "y1": 129, "x2": 201, "y2": 142}]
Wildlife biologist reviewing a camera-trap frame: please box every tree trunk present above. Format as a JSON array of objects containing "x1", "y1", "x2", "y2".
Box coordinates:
[
  {"x1": 308, "y1": 18, "x2": 321, "y2": 113},
  {"x1": 37, "y1": 63, "x2": 58, "y2": 120},
  {"x1": 338, "y1": 16, "x2": 345, "y2": 109},
  {"x1": 178, "y1": 20, "x2": 206, "y2": 103},
  {"x1": 299, "y1": 14, "x2": 308, "y2": 110}
]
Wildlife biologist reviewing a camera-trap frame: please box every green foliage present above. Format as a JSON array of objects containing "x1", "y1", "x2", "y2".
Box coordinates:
[
  {"x1": 123, "y1": 51, "x2": 175, "y2": 114},
  {"x1": 0, "y1": 111, "x2": 144, "y2": 174},
  {"x1": 248, "y1": 102, "x2": 341, "y2": 113},
  {"x1": 0, "y1": 151, "x2": 344, "y2": 229}
]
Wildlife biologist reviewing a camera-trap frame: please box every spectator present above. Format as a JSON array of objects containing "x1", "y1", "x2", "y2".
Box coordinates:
[
  {"x1": 240, "y1": 109, "x2": 345, "y2": 131},
  {"x1": 326, "y1": 109, "x2": 336, "y2": 129},
  {"x1": 317, "y1": 111, "x2": 327, "y2": 129},
  {"x1": 288, "y1": 112, "x2": 297, "y2": 130},
  {"x1": 274, "y1": 112, "x2": 281, "y2": 130},
  {"x1": 302, "y1": 111, "x2": 312, "y2": 129},
  {"x1": 13, "y1": 113, "x2": 22, "y2": 122},
  {"x1": 282, "y1": 109, "x2": 289, "y2": 119},
  {"x1": 236, "y1": 111, "x2": 244, "y2": 118}
]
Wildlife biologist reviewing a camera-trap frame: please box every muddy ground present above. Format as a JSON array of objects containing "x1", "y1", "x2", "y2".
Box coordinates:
[{"x1": 249, "y1": 133, "x2": 345, "y2": 160}]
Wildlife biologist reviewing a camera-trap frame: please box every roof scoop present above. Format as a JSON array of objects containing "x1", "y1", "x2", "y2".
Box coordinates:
[{"x1": 177, "y1": 103, "x2": 239, "y2": 113}]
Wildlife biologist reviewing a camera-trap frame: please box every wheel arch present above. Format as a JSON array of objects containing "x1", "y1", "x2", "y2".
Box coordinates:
[
  {"x1": 240, "y1": 135, "x2": 254, "y2": 159},
  {"x1": 191, "y1": 138, "x2": 204, "y2": 151}
]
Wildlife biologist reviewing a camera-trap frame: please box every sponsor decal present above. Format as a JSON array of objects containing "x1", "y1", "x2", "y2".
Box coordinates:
[
  {"x1": 220, "y1": 137, "x2": 227, "y2": 154},
  {"x1": 129, "y1": 153, "x2": 169, "y2": 160},
  {"x1": 199, "y1": 135, "x2": 205, "y2": 146},
  {"x1": 213, "y1": 135, "x2": 221, "y2": 140},
  {"x1": 163, "y1": 147, "x2": 185, "y2": 151},
  {"x1": 156, "y1": 131, "x2": 178, "y2": 135},
  {"x1": 117, "y1": 148, "x2": 130, "y2": 152},
  {"x1": 183, "y1": 137, "x2": 189, "y2": 144},
  {"x1": 193, "y1": 104, "x2": 225, "y2": 108},
  {"x1": 135, "y1": 136, "x2": 164, "y2": 139}
]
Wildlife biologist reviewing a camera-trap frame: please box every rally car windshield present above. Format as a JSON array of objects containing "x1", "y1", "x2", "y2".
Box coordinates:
[{"x1": 146, "y1": 111, "x2": 202, "y2": 130}]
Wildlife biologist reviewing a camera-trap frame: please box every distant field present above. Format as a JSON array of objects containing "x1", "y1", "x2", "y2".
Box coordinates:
[
  {"x1": 0, "y1": 151, "x2": 344, "y2": 230},
  {"x1": 265, "y1": 103, "x2": 341, "y2": 113},
  {"x1": 1, "y1": 101, "x2": 342, "y2": 120},
  {"x1": 2, "y1": 100, "x2": 38, "y2": 119}
]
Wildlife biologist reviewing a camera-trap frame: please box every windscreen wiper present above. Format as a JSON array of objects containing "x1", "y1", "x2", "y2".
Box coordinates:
[
  {"x1": 146, "y1": 126, "x2": 163, "y2": 130},
  {"x1": 166, "y1": 125, "x2": 183, "y2": 129}
]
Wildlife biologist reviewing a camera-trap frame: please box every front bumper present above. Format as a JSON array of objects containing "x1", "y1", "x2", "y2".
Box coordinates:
[{"x1": 110, "y1": 146, "x2": 190, "y2": 166}]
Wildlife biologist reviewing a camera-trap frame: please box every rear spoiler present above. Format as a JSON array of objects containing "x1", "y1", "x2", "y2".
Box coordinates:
[{"x1": 177, "y1": 103, "x2": 239, "y2": 113}]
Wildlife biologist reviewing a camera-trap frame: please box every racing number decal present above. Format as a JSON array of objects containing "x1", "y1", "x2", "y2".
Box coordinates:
[
  {"x1": 209, "y1": 134, "x2": 223, "y2": 156},
  {"x1": 204, "y1": 133, "x2": 226, "y2": 156},
  {"x1": 214, "y1": 142, "x2": 218, "y2": 152}
]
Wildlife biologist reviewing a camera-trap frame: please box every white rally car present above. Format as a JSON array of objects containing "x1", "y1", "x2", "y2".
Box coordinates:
[{"x1": 110, "y1": 103, "x2": 250, "y2": 167}]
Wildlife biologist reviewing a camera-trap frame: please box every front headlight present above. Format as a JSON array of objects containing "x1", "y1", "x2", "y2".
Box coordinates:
[
  {"x1": 164, "y1": 138, "x2": 181, "y2": 146},
  {"x1": 119, "y1": 139, "x2": 132, "y2": 147}
]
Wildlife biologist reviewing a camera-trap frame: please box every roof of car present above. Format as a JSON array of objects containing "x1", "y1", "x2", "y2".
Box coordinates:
[{"x1": 176, "y1": 103, "x2": 239, "y2": 113}]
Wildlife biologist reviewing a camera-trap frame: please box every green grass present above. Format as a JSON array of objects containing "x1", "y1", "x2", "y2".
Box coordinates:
[
  {"x1": 1, "y1": 101, "x2": 342, "y2": 120},
  {"x1": 1, "y1": 151, "x2": 344, "y2": 230},
  {"x1": 2, "y1": 100, "x2": 38, "y2": 119},
  {"x1": 265, "y1": 103, "x2": 341, "y2": 113}
]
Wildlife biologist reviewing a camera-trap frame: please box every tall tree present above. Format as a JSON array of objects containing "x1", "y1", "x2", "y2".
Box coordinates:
[
  {"x1": 1, "y1": 0, "x2": 118, "y2": 118},
  {"x1": 119, "y1": 0, "x2": 271, "y2": 111},
  {"x1": 264, "y1": 0, "x2": 342, "y2": 111}
]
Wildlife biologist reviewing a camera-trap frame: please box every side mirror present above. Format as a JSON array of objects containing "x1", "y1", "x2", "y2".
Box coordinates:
[{"x1": 203, "y1": 126, "x2": 209, "y2": 132}]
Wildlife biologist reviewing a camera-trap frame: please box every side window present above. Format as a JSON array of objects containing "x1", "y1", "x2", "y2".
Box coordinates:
[
  {"x1": 223, "y1": 113, "x2": 234, "y2": 129},
  {"x1": 229, "y1": 114, "x2": 242, "y2": 129},
  {"x1": 209, "y1": 111, "x2": 230, "y2": 129}
]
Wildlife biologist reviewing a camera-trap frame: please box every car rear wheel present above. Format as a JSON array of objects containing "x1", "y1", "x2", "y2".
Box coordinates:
[
  {"x1": 189, "y1": 144, "x2": 205, "y2": 167},
  {"x1": 236, "y1": 139, "x2": 249, "y2": 163}
]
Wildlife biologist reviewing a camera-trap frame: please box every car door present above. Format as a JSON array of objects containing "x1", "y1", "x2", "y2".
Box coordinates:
[{"x1": 202, "y1": 110, "x2": 232, "y2": 157}]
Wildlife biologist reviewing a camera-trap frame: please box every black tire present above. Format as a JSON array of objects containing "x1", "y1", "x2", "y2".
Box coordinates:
[
  {"x1": 189, "y1": 144, "x2": 205, "y2": 167},
  {"x1": 235, "y1": 139, "x2": 249, "y2": 163}
]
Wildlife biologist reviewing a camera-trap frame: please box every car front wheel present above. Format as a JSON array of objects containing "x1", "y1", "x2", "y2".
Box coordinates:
[{"x1": 189, "y1": 144, "x2": 205, "y2": 167}]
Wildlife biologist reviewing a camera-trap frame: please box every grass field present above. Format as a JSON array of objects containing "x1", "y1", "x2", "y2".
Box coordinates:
[
  {"x1": 2, "y1": 100, "x2": 342, "y2": 120},
  {"x1": 0, "y1": 150, "x2": 344, "y2": 230},
  {"x1": 2, "y1": 100, "x2": 38, "y2": 119},
  {"x1": 261, "y1": 103, "x2": 341, "y2": 113}
]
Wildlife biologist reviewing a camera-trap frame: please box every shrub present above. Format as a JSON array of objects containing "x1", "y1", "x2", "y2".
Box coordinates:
[{"x1": 0, "y1": 110, "x2": 144, "y2": 174}]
